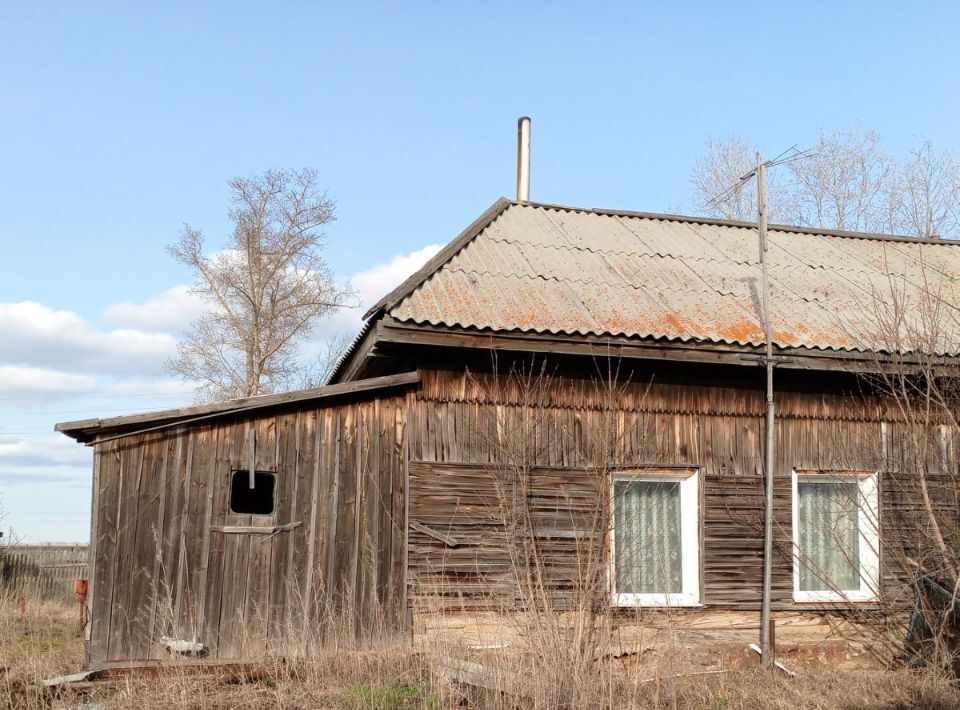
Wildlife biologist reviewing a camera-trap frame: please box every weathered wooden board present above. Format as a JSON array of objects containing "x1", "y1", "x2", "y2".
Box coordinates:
[
  {"x1": 86, "y1": 394, "x2": 408, "y2": 668},
  {"x1": 405, "y1": 367, "x2": 953, "y2": 614},
  {"x1": 81, "y1": 361, "x2": 957, "y2": 668}
]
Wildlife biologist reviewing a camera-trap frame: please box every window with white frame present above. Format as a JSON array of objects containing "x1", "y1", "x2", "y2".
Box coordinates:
[
  {"x1": 610, "y1": 469, "x2": 700, "y2": 606},
  {"x1": 791, "y1": 471, "x2": 879, "y2": 602}
]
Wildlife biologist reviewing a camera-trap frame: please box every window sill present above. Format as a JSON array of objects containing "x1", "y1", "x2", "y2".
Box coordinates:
[
  {"x1": 612, "y1": 595, "x2": 703, "y2": 608},
  {"x1": 793, "y1": 591, "x2": 879, "y2": 604},
  {"x1": 793, "y1": 598, "x2": 880, "y2": 606},
  {"x1": 209, "y1": 521, "x2": 301, "y2": 534}
]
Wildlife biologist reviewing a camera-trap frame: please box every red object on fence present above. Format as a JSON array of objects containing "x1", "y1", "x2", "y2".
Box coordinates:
[{"x1": 76, "y1": 578, "x2": 88, "y2": 627}]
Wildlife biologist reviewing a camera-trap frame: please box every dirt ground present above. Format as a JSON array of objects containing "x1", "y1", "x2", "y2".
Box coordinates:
[{"x1": 3, "y1": 594, "x2": 960, "y2": 709}]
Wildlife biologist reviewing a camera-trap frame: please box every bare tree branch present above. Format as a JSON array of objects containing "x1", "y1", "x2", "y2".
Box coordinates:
[
  {"x1": 890, "y1": 138, "x2": 960, "y2": 239},
  {"x1": 165, "y1": 168, "x2": 356, "y2": 402},
  {"x1": 690, "y1": 135, "x2": 758, "y2": 221}
]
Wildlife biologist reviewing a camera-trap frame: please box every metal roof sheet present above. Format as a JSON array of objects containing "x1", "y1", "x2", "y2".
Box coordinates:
[{"x1": 388, "y1": 202, "x2": 960, "y2": 354}]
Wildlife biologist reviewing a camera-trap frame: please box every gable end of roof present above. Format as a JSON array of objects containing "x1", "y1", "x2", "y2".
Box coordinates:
[{"x1": 362, "y1": 197, "x2": 512, "y2": 320}]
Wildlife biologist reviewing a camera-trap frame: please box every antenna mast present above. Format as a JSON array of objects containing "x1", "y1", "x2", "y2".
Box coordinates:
[{"x1": 757, "y1": 153, "x2": 776, "y2": 669}]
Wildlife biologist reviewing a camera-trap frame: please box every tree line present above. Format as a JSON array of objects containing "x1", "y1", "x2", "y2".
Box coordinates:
[{"x1": 691, "y1": 126, "x2": 960, "y2": 239}]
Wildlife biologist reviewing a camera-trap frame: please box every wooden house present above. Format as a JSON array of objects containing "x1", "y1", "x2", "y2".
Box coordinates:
[{"x1": 58, "y1": 198, "x2": 960, "y2": 669}]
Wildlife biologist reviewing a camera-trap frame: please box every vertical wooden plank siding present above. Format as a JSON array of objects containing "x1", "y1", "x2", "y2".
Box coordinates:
[
  {"x1": 269, "y1": 411, "x2": 300, "y2": 642},
  {"x1": 125, "y1": 436, "x2": 166, "y2": 658},
  {"x1": 216, "y1": 421, "x2": 253, "y2": 658},
  {"x1": 181, "y1": 427, "x2": 215, "y2": 643},
  {"x1": 85, "y1": 450, "x2": 102, "y2": 666},
  {"x1": 201, "y1": 424, "x2": 233, "y2": 657},
  {"x1": 107, "y1": 438, "x2": 143, "y2": 660},
  {"x1": 86, "y1": 395, "x2": 408, "y2": 667},
  {"x1": 82, "y1": 364, "x2": 950, "y2": 668}
]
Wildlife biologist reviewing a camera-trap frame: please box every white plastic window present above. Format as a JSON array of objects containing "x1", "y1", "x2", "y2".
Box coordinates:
[
  {"x1": 610, "y1": 470, "x2": 700, "y2": 607},
  {"x1": 791, "y1": 471, "x2": 879, "y2": 602}
]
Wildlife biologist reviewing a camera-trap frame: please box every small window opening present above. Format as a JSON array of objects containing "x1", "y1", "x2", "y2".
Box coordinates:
[{"x1": 230, "y1": 471, "x2": 276, "y2": 515}]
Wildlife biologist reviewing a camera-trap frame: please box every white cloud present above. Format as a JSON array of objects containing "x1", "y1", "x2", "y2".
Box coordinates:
[
  {"x1": 352, "y1": 244, "x2": 442, "y2": 305},
  {"x1": 96, "y1": 244, "x2": 443, "y2": 353},
  {"x1": 0, "y1": 434, "x2": 91, "y2": 468},
  {"x1": 0, "y1": 302, "x2": 176, "y2": 375},
  {"x1": 102, "y1": 285, "x2": 207, "y2": 333},
  {"x1": 312, "y1": 243, "x2": 441, "y2": 341},
  {"x1": 0, "y1": 365, "x2": 95, "y2": 398}
]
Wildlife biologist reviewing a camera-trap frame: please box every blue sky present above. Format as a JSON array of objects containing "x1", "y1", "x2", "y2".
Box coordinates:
[{"x1": 1, "y1": 1, "x2": 959, "y2": 540}]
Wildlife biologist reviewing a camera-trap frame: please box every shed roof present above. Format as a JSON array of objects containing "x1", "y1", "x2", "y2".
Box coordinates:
[
  {"x1": 368, "y1": 199, "x2": 960, "y2": 356},
  {"x1": 56, "y1": 371, "x2": 420, "y2": 444}
]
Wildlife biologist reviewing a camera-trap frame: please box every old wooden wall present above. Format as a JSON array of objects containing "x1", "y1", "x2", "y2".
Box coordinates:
[
  {"x1": 87, "y1": 393, "x2": 407, "y2": 667},
  {"x1": 84, "y1": 359, "x2": 959, "y2": 667},
  {"x1": 405, "y1": 365, "x2": 940, "y2": 613}
]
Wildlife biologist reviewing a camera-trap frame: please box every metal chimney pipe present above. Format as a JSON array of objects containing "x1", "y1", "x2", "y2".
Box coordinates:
[{"x1": 516, "y1": 116, "x2": 531, "y2": 202}]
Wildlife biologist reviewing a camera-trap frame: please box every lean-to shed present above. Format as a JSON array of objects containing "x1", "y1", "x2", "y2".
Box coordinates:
[{"x1": 59, "y1": 199, "x2": 960, "y2": 669}]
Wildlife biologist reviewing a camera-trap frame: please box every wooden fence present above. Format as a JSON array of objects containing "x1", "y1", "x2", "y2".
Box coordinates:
[{"x1": 0, "y1": 543, "x2": 89, "y2": 601}]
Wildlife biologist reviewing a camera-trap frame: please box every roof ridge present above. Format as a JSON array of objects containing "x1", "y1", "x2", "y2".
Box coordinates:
[{"x1": 515, "y1": 200, "x2": 960, "y2": 245}]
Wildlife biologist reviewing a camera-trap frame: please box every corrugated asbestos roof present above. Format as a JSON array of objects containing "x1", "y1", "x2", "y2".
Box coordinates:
[{"x1": 387, "y1": 201, "x2": 960, "y2": 354}]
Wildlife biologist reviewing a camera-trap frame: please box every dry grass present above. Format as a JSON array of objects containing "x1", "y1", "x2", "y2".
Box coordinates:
[
  {"x1": 0, "y1": 590, "x2": 84, "y2": 709},
  {"x1": 2, "y1": 592, "x2": 960, "y2": 709}
]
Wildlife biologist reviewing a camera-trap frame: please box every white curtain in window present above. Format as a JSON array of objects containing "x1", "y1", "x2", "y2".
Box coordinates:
[
  {"x1": 614, "y1": 480, "x2": 682, "y2": 594},
  {"x1": 797, "y1": 481, "x2": 860, "y2": 592}
]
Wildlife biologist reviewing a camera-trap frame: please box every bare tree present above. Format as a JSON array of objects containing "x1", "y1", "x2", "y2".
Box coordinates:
[
  {"x1": 786, "y1": 125, "x2": 893, "y2": 232},
  {"x1": 690, "y1": 135, "x2": 793, "y2": 222},
  {"x1": 888, "y1": 139, "x2": 960, "y2": 239},
  {"x1": 690, "y1": 135, "x2": 758, "y2": 221},
  {"x1": 167, "y1": 168, "x2": 354, "y2": 402},
  {"x1": 855, "y1": 270, "x2": 960, "y2": 672},
  {"x1": 690, "y1": 127, "x2": 960, "y2": 241}
]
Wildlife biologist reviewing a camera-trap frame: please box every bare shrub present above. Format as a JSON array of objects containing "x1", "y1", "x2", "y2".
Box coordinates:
[{"x1": 4, "y1": 584, "x2": 960, "y2": 708}]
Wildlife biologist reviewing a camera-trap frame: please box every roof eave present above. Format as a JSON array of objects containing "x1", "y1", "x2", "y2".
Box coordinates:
[
  {"x1": 56, "y1": 371, "x2": 421, "y2": 444},
  {"x1": 374, "y1": 317, "x2": 960, "y2": 374}
]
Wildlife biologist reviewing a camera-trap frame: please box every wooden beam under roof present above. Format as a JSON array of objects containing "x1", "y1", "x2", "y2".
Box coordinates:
[{"x1": 373, "y1": 317, "x2": 946, "y2": 374}]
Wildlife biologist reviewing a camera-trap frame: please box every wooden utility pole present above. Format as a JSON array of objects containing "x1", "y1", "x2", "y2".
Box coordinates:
[{"x1": 757, "y1": 152, "x2": 776, "y2": 669}]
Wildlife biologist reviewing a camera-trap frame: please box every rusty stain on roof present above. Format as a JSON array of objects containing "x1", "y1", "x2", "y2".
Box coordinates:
[{"x1": 389, "y1": 202, "x2": 960, "y2": 354}]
